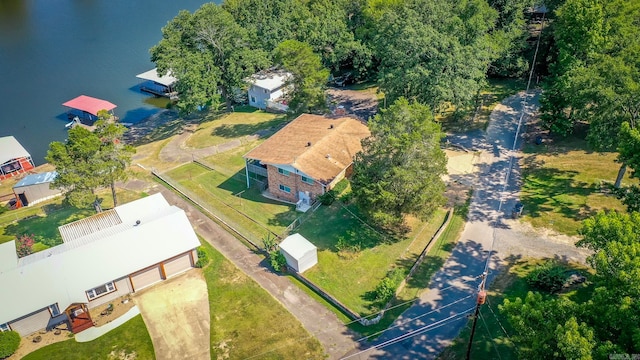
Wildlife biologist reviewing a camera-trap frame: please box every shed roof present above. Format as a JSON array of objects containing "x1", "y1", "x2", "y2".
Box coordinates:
[
  {"x1": 0, "y1": 136, "x2": 31, "y2": 164},
  {"x1": 62, "y1": 95, "x2": 117, "y2": 116},
  {"x1": 136, "y1": 68, "x2": 177, "y2": 87},
  {"x1": 13, "y1": 171, "x2": 58, "y2": 189},
  {"x1": 248, "y1": 71, "x2": 291, "y2": 91},
  {"x1": 279, "y1": 233, "x2": 316, "y2": 260},
  {"x1": 244, "y1": 114, "x2": 370, "y2": 184},
  {"x1": 0, "y1": 193, "x2": 200, "y2": 325}
]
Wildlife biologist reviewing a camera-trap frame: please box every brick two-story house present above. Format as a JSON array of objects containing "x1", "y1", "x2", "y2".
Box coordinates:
[{"x1": 243, "y1": 114, "x2": 370, "y2": 209}]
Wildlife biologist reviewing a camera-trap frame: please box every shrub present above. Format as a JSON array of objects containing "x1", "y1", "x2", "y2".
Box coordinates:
[
  {"x1": 318, "y1": 191, "x2": 336, "y2": 206},
  {"x1": 373, "y1": 277, "x2": 396, "y2": 305},
  {"x1": 16, "y1": 234, "x2": 35, "y2": 257},
  {"x1": 526, "y1": 261, "x2": 567, "y2": 293},
  {"x1": 0, "y1": 205, "x2": 8, "y2": 215},
  {"x1": 195, "y1": 247, "x2": 209, "y2": 268},
  {"x1": 262, "y1": 234, "x2": 277, "y2": 252},
  {"x1": 269, "y1": 250, "x2": 287, "y2": 272},
  {"x1": 0, "y1": 330, "x2": 20, "y2": 358}
]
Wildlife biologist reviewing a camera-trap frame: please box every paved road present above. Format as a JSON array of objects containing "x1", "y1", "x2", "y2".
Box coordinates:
[{"x1": 341, "y1": 91, "x2": 590, "y2": 360}]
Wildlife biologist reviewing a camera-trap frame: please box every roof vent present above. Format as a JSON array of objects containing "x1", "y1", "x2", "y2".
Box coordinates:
[
  {"x1": 307, "y1": 142, "x2": 312, "y2": 147},
  {"x1": 325, "y1": 154, "x2": 330, "y2": 159},
  {"x1": 135, "y1": 220, "x2": 141, "y2": 226},
  {"x1": 329, "y1": 124, "x2": 334, "y2": 129}
]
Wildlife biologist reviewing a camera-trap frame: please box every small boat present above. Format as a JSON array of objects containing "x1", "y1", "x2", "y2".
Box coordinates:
[{"x1": 65, "y1": 117, "x2": 80, "y2": 129}]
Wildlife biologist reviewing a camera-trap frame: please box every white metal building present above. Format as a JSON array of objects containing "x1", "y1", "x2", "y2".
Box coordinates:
[
  {"x1": 0, "y1": 193, "x2": 200, "y2": 336},
  {"x1": 279, "y1": 233, "x2": 318, "y2": 273}
]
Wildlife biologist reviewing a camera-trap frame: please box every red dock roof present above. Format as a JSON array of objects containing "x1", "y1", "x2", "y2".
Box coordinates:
[{"x1": 62, "y1": 95, "x2": 117, "y2": 116}]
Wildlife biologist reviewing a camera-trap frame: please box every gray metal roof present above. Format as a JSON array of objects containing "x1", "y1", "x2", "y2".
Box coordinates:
[
  {"x1": 0, "y1": 136, "x2": 30, "y2": 164},
  {"x1": 13, "y1": 171, "x2": 58, "y2": 189}
]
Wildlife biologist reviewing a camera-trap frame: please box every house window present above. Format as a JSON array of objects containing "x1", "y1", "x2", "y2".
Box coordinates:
[
  {"x1": 279, "y1": 184, "x2": 291, "y2": 193},
  {"x1": 301, "y1": 176, "x2": 314, "y2": 185},
  {"x1": 86, "y1": 281, "x2": 116, "y2": 300},
  {"x1": 264, "y1": 89, "x2": 268, "y2": 94},
  {"x1": 0, "y1": 323, "x2": 9, "y2": 332},
  {"x1": 49, "y1": 304, "x2": 60, "y2": 316},
  {"x1": 250, "y1": 96, "x2": 256, "y2": 103},
  {"x1": 278, "y1": 168, "x2": 290, "y2": 176}
]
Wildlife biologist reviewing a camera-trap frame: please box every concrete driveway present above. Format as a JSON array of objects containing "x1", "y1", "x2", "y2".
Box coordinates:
[{"x1": 133, "y1": 270, "x2": 210, "y2": 360}]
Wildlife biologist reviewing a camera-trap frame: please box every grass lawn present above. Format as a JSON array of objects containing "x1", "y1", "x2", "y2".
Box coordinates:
[
  {"x1": 298, "y1": 201, "x2": 449, "y2": 316},
  {"x1": 520, "y1": 135, "x2": 633, "y2": 235},
  {"x1": 165, "y1": 161, "x2": 298, "y2": 241},
  {"x1": 22, "y1": 315, "x2": 154, "y2": 360},
  {"x1": 439, "y1": 78, "x2": 526, "y2": 133},
  {"x1": 0, "y1": 188, "x2": 145, "y2": 249},
  {"x1": 200, "y1": 240, "x2": 325, "y2": 359},
  {"x1": 439, "y1": 259, "x2": 593, "y2": 360},
  {"x1": 185, "y1": 106, "x2": 287, "y2": 149}
]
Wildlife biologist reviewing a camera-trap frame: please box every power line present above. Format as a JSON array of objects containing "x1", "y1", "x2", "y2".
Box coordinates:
[
  {"x1": 479, "y1": 311, "x2": 504, "y2": 360},
  {"x1": 340, "y1": 307, "x2": 476, "y2": 360},
  {"x1": 355, "y1": 294, "x2": 476, "y2": 343}
]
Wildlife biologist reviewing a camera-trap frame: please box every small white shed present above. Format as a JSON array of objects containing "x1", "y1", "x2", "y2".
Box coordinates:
[
  {"x1": 279, "y1": 233, "x2": 318, "y2": 273},
  {"x1": 13, "y1": 171, "x2": 61, "y2": 207}
]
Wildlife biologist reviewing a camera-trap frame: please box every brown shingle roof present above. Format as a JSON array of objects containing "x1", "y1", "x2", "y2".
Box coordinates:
[{"x1": 244, "y1": 114, "x2": 371, "y2": 184}]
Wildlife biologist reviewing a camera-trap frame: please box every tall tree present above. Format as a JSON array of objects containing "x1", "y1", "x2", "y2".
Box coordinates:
[
  {"x1": 273, "y1": 40, "x2": 330, "y2": 114},
  {"x1": 46, "y1": 118, "x2": 134, "y2": 210},
  {"x1": 351, "y1": 98, "x2": 447, "y2": 233},
  {"x1": 151, "y1": 3, "x2": 269, "y2": 113},
  {"x1": 94, "y1": 115, "x2": 136, "y2": 207},
  {"x1": 372, "y1": 0, "x2": 496, "y2": 112}
]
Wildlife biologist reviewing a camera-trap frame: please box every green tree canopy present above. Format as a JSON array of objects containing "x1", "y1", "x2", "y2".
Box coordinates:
[
  {"x1": 273, "y1": 40, "x2": 330, "y2": 114},
  {"x1": 46, "y1": 119, "x2": 134, "y2": 210},
  {"x1": 501, "y1": 210, "x2": 640, "y2": 358},
  {"x1": 371, "y1": 0, "x2": 497, "y2": 112},
  {"x1": 351, "y1": 98, "x2": 447, "y2": 233},
  {"x1": 151, "y1": 3, "x2": 269, "y2": 113}
]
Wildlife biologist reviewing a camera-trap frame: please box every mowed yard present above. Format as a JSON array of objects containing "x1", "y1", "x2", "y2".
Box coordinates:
[{"x1": 520, "y1": 134, "x2": 634, "y2": 236}]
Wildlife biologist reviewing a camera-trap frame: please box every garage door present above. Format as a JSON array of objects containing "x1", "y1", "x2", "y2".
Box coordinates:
[
  {"x1": 164, "y1": 253, "x2": 193, "y2": 278},
  {"x1": 131, "y1": 265, "x2": 163, "y2": 291},
  {"x1": 10, "y1": 308, "x2": 51, "y2": 336}
]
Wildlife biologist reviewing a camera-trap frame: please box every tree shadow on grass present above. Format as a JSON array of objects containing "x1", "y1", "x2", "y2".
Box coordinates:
[
  {"x1": 521, "y1": 164, "x2": 598, "y2": 221},
  {"x1": 211, "y1": 117, "x2": 286, "y2": 139}
]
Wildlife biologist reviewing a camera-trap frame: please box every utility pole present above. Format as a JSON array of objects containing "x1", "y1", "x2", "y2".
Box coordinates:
[{"x1": 466, "y1": 272, "x2": 487, "y2": 360}]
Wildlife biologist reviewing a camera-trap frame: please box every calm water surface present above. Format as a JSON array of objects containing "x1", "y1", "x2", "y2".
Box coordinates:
[{"x1": 0, "y1": 0, "x2": 211, "y2": 164}]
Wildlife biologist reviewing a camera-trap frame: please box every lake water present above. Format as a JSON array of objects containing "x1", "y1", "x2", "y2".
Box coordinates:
[{"x1": 0, "y1": 0, "x2": 210, "y2": 164}]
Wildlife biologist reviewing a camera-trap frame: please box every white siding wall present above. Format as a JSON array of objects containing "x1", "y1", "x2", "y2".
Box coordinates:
[
  {"x1": 248, "y1": 86, "x2": 271, "y2": 110},
  {"x1": 87, "y1": 277, "x2": 133, "y2": 309}
]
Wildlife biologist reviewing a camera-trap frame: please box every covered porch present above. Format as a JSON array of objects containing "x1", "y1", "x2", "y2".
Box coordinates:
[{"x1": 64, "y1": 303, "x2": 94, "y2": 334}]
